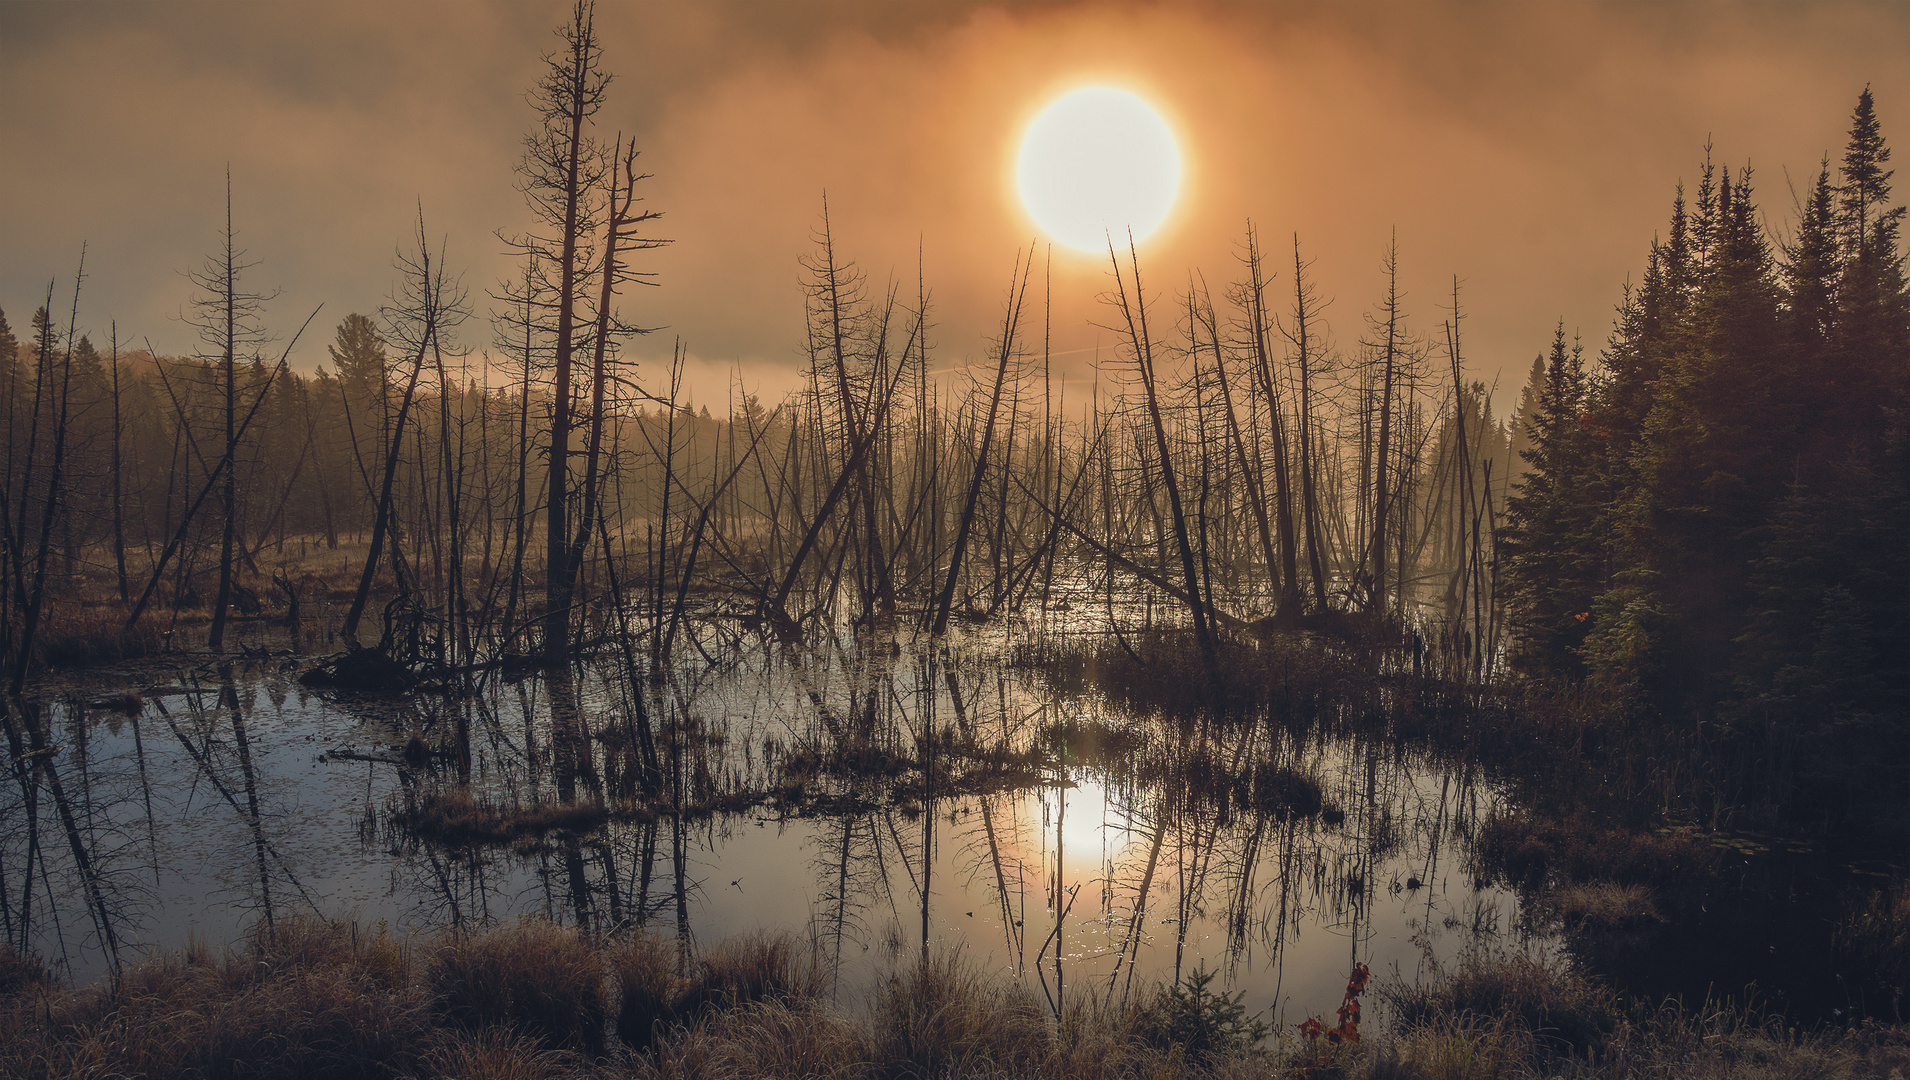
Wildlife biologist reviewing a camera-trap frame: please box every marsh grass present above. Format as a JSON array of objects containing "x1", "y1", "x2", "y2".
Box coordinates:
[
  {"x1": 1548, "y1": 883, "x2": 1662, "y2": 930},
  {"x1": 1377, "y1": 957, "x2": 1910, "y2": 1080},
  {"x1": 1015, "y1": 628, "x2": 1383, "y2": 726},
  {"x1": 429, "y1": 918, "x2": 610, "y2": 1054},
  {"x1": 396, "y1": 787, "x2": 617, "y2": 848},
  {"x1": 0, "y1": 919, "x2": 433, "y2": 1080},
  {"x1": 1835, "y1": 882, "x2": 1910, "y2": 1018},
  {"x1": 1472, "y1": 814, "x2": 1713, "y2": 892},
  {"x1": 866, "y1": 952, "x2": 1052, "y2": 1077},
  {"x1": 1383, "y1": 948, "x2": 1619, "y2": 1058},
  {"x1": 0, "y1": 942, "x2": 51, "y2": 997},
  {"x1": 6, "y1": 919, "x2": 1910, "y2": 1079},
  {"x1": 677, "y1": 930, "x2": 826, "y2": 1019},
  {"x1": 31, "y1": 600, "x2": 167, "y2": 667}
]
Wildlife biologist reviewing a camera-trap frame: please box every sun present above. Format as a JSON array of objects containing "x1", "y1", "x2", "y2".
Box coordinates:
[{"x1": 1017, "y1": 87, "x2": 1182, "y2": 254}]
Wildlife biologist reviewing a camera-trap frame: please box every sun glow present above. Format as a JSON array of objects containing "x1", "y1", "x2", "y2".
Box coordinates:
[
  {"x1": 1028, "y1": 773, "x2": 1140, "y2": 887},
  {"x1": 1017, "y1": 87, "x2": 1182, "y2": 254}
]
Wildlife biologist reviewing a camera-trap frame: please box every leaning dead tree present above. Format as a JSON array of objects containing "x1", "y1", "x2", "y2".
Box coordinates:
[{"x1": 342, "y1": 212, "x2": 468, "y2": 645}]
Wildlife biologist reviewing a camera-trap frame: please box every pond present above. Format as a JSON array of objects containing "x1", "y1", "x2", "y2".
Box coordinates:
[{"x1": 2, "y1": 617, "x2": 1541, "y2": 1033}]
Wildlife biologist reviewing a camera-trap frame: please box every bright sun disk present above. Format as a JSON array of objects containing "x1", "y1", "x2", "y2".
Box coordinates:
[{"x1": 1018, "y1": 87, "x2": 1181, "y2": 254}]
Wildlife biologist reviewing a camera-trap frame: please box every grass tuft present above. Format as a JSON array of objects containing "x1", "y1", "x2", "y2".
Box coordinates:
[
  {"x1": 396, "y1": 787, "x2": 611, "y2": 849},
  {"x1": 676, "y1": 929, "x2": 824, "y2": 1022},
  {"x1": 0, "y1": 943, "x2": 51, "y2": 999},
  {"x1": 1382, "y1": 947, "x2": 1618, "y2": 1057},
  {"x1": 1473, "y1": 813, "x2": 1712, "y2": 890},
  {"x1": 32, "y1": 602, "x2": 166, "y2": 668},
  {"x1": 428, "y1": 918, "x2": 609, "y2": 1054},
  {"x1": 867, "y1": 952, "x2": 1050, "y2": 1078}
]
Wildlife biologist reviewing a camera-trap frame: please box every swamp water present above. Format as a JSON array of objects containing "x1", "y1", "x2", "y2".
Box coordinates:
[{"x1": 3, "y1": 623, "x2": 1541, "y2": 1032}]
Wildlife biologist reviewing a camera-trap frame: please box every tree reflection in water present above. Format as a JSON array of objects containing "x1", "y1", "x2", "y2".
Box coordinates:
[{"x1": 0, "y1": 631, "x2": 1526, "y2": 1026}]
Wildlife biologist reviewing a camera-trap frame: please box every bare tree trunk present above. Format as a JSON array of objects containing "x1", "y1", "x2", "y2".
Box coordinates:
[
  {"x1": 1108, "y1": 236, "x2": 1212, "y2": 657},
  {"x1": 1237, "y1": 226, "x2": 1301, "y2": 621},
  {"x1": 343, "y1": 220, "x2": 448, "y2": 644},
  {"x1": 1369, "y1": 236, "x2": 1401, "y2": 616},
  {"x1": 1288, "y1": 235, "x2": 1331, "y2": 613},
  {"x1": 109, "y1": 324, "x2": 129, "y2": 602},
  {"x1": 10, "y1": 262, "x2": 81, "y2": 694},
  {"x1": 209, "y1": 186, "x2": 241, "y2": 653},
  {"x1": 537, "y1": 2, "x2": 611, "y2": 671},
  {"x1": 930, "y1": 252, "x2": 1030, "y2": 636}
]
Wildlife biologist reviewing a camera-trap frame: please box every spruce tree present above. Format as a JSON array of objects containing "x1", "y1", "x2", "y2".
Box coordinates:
[{"x1": 1503, "y1": 326, "x2": 1596, "y2": 678}]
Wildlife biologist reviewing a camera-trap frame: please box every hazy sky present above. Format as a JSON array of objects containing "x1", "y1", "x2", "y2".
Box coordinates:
[{"x1": 4, "y1": 1, "x2": 1906, "y2": 409}]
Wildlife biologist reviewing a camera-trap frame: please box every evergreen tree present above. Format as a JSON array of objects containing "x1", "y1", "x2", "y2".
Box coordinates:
[
  {"x1": 1509, "y1": 89, "x2": 1909, "y2": 822},
  {"x1": 1784, "y1": 162, "x2": 1840, "y2": 349},
  {"x1": 1503, "y1": 326, "x2": 1597, "y2": 677},
  {"x1": 1507, "y1": 352, "x2": 1545, "y2": 476},
  {"x1": 327, "y1": 312, "x2": 389, "y2": 512}
]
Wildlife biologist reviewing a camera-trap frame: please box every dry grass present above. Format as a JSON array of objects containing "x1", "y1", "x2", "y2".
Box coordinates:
[
  {"x1": 6, "y1": 919, "x2": 1910, "y2": 1079},
  {"x1": 614, "y1": 932, "x2": 682, "y2": 1052},
  {"x1": 1376, "y1": 988, "x2": 1910, "y2": 1080},
  {"x1": 676, "y1": 930, "x2": 825, "y2": 1020},
  {"x1": 1834, "y1": 881, "x2": 1910, "y2": 1015},
  {"x1": 866, "y1": 952, "x2": 1052, "y2": 1077},
  {"x1": 416, "y1": 1029, "x2": 581, "y2": 1080},
  {"x1": 1549, "y1": 883, "x2": 1662, "y2": 930},
  {"x1": 1382, "y1": 947, "x2": 1619, "y2": 1058},
  {"x1": 396, "y1": 787, "x2": 612, "y2": 849},
  {"x1": 0, "y1": 941, "x2": 52, "y2": 997},
  {"x1": 631, "y1": 995, "x2": 871, "y2": 1079},
  {"x1": 30, "y1": 600, "x2": 167, "y2": 667},
  {"x1": 429, "y1": 917, "x2": 610, "y2": 1054},
  {"x1": 0, "y1": 919, "x2": 433, "y2": 1080},
  {"x1": 1472, "y1": 813, "x2": 1713, "y2": 891}
]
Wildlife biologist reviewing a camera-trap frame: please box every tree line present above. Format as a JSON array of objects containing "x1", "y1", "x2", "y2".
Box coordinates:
[{"x1": 1504, "y1": 88, "x2": 1910, "y2": 822}]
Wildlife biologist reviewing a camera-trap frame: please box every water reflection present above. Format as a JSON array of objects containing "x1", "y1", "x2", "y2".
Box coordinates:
[{"x1": 1, "y1": 632, "x2": 1533, "y2": 1027}]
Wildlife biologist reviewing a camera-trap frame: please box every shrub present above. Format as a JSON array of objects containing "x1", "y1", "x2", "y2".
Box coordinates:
[{"x1": 1135, "y1": 964, "x2": 1269, "y2": 1061}]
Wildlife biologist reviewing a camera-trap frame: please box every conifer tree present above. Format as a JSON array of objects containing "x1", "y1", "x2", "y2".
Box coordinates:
[{"x1": 1502, "y1": 326, "x2": 1595, "y2": 677}]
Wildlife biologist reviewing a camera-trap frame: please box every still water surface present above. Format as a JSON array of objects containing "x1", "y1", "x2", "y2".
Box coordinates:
[{"x1": 5, "y1": 624, "x2": 1539, "y2": 1030}]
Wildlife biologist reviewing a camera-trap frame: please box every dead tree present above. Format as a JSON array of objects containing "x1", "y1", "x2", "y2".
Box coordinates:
[
  {"x1": 185, "y1": 177, "x2": 275, "y2": 653},
  {"x1": 1107, "y1": 234, "x2": 1213, "y2": 658},
  {"x1": 501, "y1": 0, "x2": 611, "y2": 668},
  {"x1": 930, "y1": 252, "x2": 1031, "y2": 636},
  {"x1": 342, "y1": 215, "x2": 466, "y2": 644}
]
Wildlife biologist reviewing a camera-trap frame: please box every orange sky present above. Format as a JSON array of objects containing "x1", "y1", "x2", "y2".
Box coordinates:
[{"x1": 3, "y1": 1, "x2": 1906, "y2": 412}]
